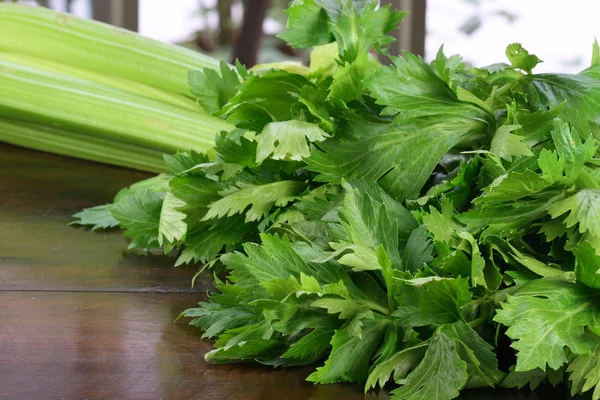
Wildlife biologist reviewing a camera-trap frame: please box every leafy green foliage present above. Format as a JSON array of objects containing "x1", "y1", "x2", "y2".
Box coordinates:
[
  {"x1": 158, "y1": 192, "x2": 187, "y2": 246},
  {"x1": 505, "y1": 43, "x2": 542, "y2": 74},
  {"x1": 393, "y1": 277, "x2": 471, "y2": 327},
  {"x1": 71, "y1": 205, "x2": 119, "y2": 231},
  {"x1": 279, "y1": 0, "x2": 405, "y2": 62},
  {"x1": 72, "y1": 3, "x2": 600, "y2": 400},
  {"x1": 494, "y1": 280, "x2": 599, "y2": 371},
  {"x1": 307, "y1": 53, "x2": 492, "y2": 201},
  {"x1": 389, "y1": 330, "x2": 468, "y2": 400},
  {"x1": 256, "y1": 120, "x2": 329, "y2": 163},
  {"x1": 188, "y1": 61, "x2": 246, "y2": 114},
  {"x1": 108, "y1": 189, "x2": 163, "y2": 249},
  {"x1": 548, "y1": 189, "x2": 600, "y2": 238},
  {"x1": 204, "y1": 180, "x2": 307, "y2": 222}
]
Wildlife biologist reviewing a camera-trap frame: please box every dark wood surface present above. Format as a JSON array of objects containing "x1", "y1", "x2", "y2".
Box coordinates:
[{"x1": 0, "y1": 143, "x2": 590, "y2": 400}]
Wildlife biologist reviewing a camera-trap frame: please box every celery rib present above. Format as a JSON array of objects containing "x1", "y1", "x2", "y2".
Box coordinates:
[
  {"x1": 0, "y1": 118, "x2": 167, "y2": 172},
  {"x1": 0, "y1": 58, "x2": 233, "y2": 155},
  {"x1": 0, "y1": 3, "x2": 222, "y2": 97},
  {"x1": 0, "y1": 53, "x2": 203, "y2": 112}
]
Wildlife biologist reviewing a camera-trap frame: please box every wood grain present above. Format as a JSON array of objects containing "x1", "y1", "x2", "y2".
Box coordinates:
[
  {"x1": 0, "y1": 291, "x2": 371, "y2": 400},
  {"x1": 0, "y1": 143, "x2": 213, "y2": 293}
]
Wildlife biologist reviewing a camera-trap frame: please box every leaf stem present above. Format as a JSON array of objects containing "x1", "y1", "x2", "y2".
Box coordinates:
[
  {"x1": 363, "y1": 300, "x2": 391, "y2": 316},
  {"x1": 493, "y1": 285, "x2": 520, "y2": 304},
  {"x1": 576, "y1": 169, "x2": 600, "y2": 189},
  {"x1": 467, "y1": 315, "x2": 488, "y2": 329}
]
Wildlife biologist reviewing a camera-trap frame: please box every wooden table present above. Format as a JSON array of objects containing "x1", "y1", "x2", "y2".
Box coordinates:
[{"x1": 0, "y1": 144, "x2": 589, "y2": 400}]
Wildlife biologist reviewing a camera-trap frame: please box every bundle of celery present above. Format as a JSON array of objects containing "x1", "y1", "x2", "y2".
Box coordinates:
[
  {"x1": 8, "y1": 0, "x2": 600, "y2": 398},
  {"x1": 0, "y1": 3, "x2": 233, "y2": 171}
]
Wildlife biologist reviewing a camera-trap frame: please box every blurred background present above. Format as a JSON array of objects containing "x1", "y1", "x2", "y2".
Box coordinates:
[{"x1": 7, "y1": 0, "x2": 600, "y2": 73}]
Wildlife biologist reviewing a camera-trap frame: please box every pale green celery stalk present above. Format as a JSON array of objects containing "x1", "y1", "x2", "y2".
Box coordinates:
[
  {"x1": 0, "y1": 118, "x2": 166, "y2": 173},
  {"x1": 1, "y1": 53, "x2": 203, "y2": 113},
  {"x1": 0, "y1": 3, "x2": 222, "y2": 97},
  {"x1": 0, "y1": 58, "x2": 234, "y2": 168}
]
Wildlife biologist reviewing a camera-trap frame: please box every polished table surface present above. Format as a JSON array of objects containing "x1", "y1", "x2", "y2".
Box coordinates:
[{"x1": 0, "y1": 143, "x2": 591, "y2": 400}]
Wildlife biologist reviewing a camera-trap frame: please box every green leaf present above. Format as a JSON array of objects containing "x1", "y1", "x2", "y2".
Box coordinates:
[
  {"x1": 458, "y1": 195, "x2": 561, "y2": 240},
  {"x1": 456, "y1": 231, "x2": 496, "y2": 289},
  {"x1": 365, "y1": 342, "x2": 428, "y2": 391},
  {"x1": 328, "y1": 52, "x2": 370, "y2": 103},
  {"x1": 508, "y1": 243, "x2": 575, "y2": 281},
  {"x1": 189, "y1": 61, "x2": 244, "y2": 114},
  {"x1": 168, "y1": 174, "x2": 224, "y2": 224},
  {"x1": 158, "y1": 191, "x2": 187, "y2": 246},
  {"x1": 574, "y1": 241, "x2": 600, "y2": 289},
  {"x1": 282, "y1": 329, "x2": 335, "y2": 364},
  {"x1": 593, "y1": 39, "x2": 600, "y2": 66},
  {"x1": 256, "y1": 120, "x2": 329, "y2": 164},
  {"x1": 500, "y1": 367, "x2": 546, "y2": 390},
  {"x1": 308, "y1": 53, "x2": 491, "y2": 201},
  {"x1": 402, "y1": 226, "x2": 434, "y2": 272},
  {"x1": 182, "y1": 301, "x2": 260, "y2": 339},
  {"x1": 414, "y1": 159, "x2": 480, "y2": 209},
  {"x1": 213, "y1": 129, "x2": 258, "y2": 169},
  {"x1": 516, "y1": 103, "x2": 565, "y2": 146},
  {"x1": 568, "y1": 345, "x2": 600, "y2": 399},
  {"x1": 261, "y1": 291, "x2": 342, "y2": 335},
  {"x1": 314, "y1": 181, "x2": 404, "y2": 273},
  {"x1": 295, "y1": 85, "x2": 334, "y2": 132},
  {"x1": 505, "y1": 43, "x2": 542, "y2": 74},
  {"x1": 390, "y1": 328, "x2": 468, "y2": 400},
  {"x1": 281, "y1": 0, "x2": 405, "y2": 60},
  {"x1": 548, "y1": 119, "x2": 597, "y2": 185},
  {"x1": 548, "y1": 189, "x2": 600, "y2": 238},
  {"x1": 218, "y1": 71, "x2": 312, "y2": 129},
  {"x1": 108, "y1": 189, "x2": 163, "y2": 249},
  {"x1": 365, "y1": 52, "x2": 487, "y2": 120},
  {"x1": 439, "y1": 321, "x2": 503, "y2": 387},
  {"x1": 343, "y1": 182, "x2": 400, "y2": 260},
  {"x1": 308, "y1": 114, "x2": 489, "y2": 201},
  {"x1": 521, "y1": 72, "x2": 600, "y2": 135},
  {"x1": 433, "y1": 46, "x2": 465, "y2": 87},
  {"x1": 307, "y1": 313, "x2": 389, "y2": 383},
  {"x1": 207, "y1": 338, "x2": 285, "y2": 363},
  {"x1": 309, "y1": 42, "x2": 339, "y2": 77},
  {"x1": 321, "y1": 0, "x2": 405, "y2": 58},
  {"x1": 175, "y1": 217, "x2": 251, "y2": 266},
  {"x1": 474, "y1": 170, "x2": 551, "y2": 207},
  {"x1": 311, "y1": 297, "x2": 365, "y2": 320},
  {"x1": 494, "y1": 279, "x2": 599, "y2": 371},
  {"x1": 204, "y1": 180, "x2": 307, "y2": 223},
  {"x1": 437, "y1": 249, "x2": 472, "y2": 278},
  {"x1": 423, "y1": 203, "x2": 463, "y2": 243},
  {"x1": 490, "y1": 123, "x2": 533, "y2": 162},
  {"x1": 222, "y1": 234, "x2": 347, "y2": 293},
  {"x1": 71, "y1": 204, "x2": 119, "y2": 231},
  {"x1": 163, "y1": 151, "x2": 208, "y2": 175},
  {"x1": 348, "y1": 180, "x2": 418, "y2": 243},
  {"x1": 278, "y1": 0, "x2": 332, "y2": 49},
  {"x1": 539, "y1": 215, "x2": 573, "y2": 242},
  {"x1": 393, "y1": 277, "x2": 472, "y2": 327}
]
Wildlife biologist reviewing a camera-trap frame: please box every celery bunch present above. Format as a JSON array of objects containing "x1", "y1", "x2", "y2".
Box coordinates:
[{"x1": 0, "y1": 3, "x2": 233, "y2": 171}]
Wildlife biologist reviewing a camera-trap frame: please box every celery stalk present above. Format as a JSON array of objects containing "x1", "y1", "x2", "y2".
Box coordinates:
[
  {"x1": 1, "y1": 53, "x2": 203, "y2": 112},
  {"x1": 0, "y1": 57, "x2": 234, "y2": 157},
  {"x1": 0, "y1": 3, "x2": 222, "y2": 97},
  {"x1": 0, "y1": 117, "x2": 167, "y2": 172}
]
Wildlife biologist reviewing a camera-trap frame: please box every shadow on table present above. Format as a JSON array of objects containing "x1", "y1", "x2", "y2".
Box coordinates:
[{"x1": 458, "y1": 385, "x2": 591, "y2": 400}]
